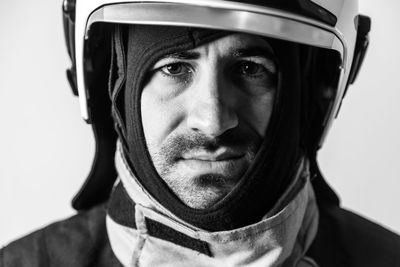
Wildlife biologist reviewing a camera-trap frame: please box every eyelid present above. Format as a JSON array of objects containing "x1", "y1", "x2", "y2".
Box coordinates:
[
  {"x1": 152, "y1": 57, "x2": 193, "y2": 71},
  {"x1": 240, "y1": 56, "x2": 277, "y2": 74}
]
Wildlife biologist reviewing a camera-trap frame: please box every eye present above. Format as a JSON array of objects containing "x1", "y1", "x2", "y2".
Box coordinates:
[
  {"x1": 231, "y1": 59, "x2": 277, "y2": 95},
  {"x1": 235, "y1": 61, "x2": 266, "y2": 76},
  {"x1": 160, "y1": 63, "x2": 192, "y2": 76}
]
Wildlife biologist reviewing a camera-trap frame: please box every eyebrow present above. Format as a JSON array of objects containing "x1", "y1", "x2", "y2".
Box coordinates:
[
  {"x1": 230, "y1": 46, "x2": 276, "y2": 61},
  {"x1": 165, "y1": 51, "x2": 201, "y2": 60},
  {"x1": 163, "y1": 46, "x2": 275, "y2": 61}
]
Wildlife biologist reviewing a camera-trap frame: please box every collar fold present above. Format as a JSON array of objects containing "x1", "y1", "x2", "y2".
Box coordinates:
[{"x1": 106, "y1": 143, "x2": 319, "y2": 266}]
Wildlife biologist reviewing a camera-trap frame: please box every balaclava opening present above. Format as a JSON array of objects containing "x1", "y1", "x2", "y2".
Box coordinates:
[{"x1": 109, "y1": 25, "x2": 304, "y2": 231}]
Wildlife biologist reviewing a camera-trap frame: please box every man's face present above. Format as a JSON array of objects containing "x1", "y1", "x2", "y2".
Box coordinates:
[{"x1": 141, "y1": 33, "x2": 277, "y2": 209}]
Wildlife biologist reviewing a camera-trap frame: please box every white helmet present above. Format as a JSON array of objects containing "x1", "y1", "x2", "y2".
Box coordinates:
[{"x1": 62, "y1": 0, "x2": 370, "y2": 210}]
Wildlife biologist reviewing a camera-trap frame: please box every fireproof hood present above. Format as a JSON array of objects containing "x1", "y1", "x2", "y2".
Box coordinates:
[{"x1": 106, "y1": 25, "x2": 306, "y2": 231}]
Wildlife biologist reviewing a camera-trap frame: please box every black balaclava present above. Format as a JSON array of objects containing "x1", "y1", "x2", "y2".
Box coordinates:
[{"x1": 109, "y1": 25, "x2": 303, "y2": 231}]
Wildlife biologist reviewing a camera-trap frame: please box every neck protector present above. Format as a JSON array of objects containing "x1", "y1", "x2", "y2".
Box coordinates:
[
  {"x1": 109, "y1": 25, "x2": 303, "y2": 231},
  {"x1": 107, "y1": 147, "x2": 319, "y2": 266}
]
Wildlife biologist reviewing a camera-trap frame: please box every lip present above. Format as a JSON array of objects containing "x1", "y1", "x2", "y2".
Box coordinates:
[
  {"x1": 176, "y1": 148, "x2": 249, "y2": 181},
  {"x1": 179, "y1": 156, "x2": 245, "y2": 173},
  {"x1": 181, "y1": 148, "x2": 244, "y2": 161}
]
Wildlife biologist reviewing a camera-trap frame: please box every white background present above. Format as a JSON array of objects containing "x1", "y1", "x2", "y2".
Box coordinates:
[{"x1": 1, "y1": 0, "x2": 399, "y2": 246}]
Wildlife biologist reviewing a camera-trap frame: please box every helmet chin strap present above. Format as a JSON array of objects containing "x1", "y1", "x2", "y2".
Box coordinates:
[{"x1": 108, "y1": 25, "x2": 304, "y2": 231}]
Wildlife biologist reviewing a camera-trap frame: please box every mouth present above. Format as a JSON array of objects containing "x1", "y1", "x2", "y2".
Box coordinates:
[
  {"x1": 178, "y1": 148, "x2": 248, "y2": 177},
  {"x1": 181, "y1": 147, "x2": 244, "y2": 161}
]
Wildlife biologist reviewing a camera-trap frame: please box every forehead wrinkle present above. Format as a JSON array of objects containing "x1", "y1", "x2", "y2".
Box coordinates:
[
  {"x1": 196, "y1": 40, "x2": 276, "y2": 63},
  {"x1": 155, "y1": 36, "x2": 277, "y2": 69}
]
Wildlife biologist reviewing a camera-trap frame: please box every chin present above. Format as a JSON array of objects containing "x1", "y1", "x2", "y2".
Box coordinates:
[
  {"x1": 179, "y1": 189, "x2": 227, "y2": 209},
  {"x1": 164, "y1": 172, "x2": 237, "y2": 209}
]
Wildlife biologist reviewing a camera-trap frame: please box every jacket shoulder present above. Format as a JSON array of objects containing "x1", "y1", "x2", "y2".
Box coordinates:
[
  {"x1": 309, "y1": 204, "x2": 400, "y2": 267},
  {"x1": 1, "y1": 205, "x2": 121, "y2": 267}
]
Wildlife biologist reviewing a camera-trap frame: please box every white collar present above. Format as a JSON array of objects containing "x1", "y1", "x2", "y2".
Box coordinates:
[{"x1": 107, "y1": 142, "x2": 319, "y2": 267}]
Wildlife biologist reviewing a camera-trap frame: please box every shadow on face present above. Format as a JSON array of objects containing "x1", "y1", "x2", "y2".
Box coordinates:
[{"x1": 141, "y1": 33, "x2": 278, "y2": 209}]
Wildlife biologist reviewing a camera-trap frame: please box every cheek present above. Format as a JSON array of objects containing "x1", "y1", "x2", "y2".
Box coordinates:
[
  {"x1": 141, "y1": 85, "x2": 184, "y2": 147},
  {"x1": 239, "y1": 92, "x2": 275, "y2": 137}
]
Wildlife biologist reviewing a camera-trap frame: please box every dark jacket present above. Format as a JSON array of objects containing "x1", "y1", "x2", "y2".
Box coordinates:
[{"x1": 2, "y1": 179, "x2": 400, "y2": 267}]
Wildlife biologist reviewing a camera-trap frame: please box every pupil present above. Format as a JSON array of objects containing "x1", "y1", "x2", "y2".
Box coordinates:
[
  {"x1": 243, "y1": 63, "x2": 258, "y2": 74},
  {"x1": 167, "y1": 64, "x2": 181, "y2": 74}
]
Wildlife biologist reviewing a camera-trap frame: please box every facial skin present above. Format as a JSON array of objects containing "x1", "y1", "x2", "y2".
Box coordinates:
[{"x1": 141, "y1": 33, "x2": 277, "y2": 209}]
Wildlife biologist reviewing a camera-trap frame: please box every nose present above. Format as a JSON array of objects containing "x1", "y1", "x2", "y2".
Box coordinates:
[{"x1": 186, "y1": 74, "x2": 238, "y2": 137}]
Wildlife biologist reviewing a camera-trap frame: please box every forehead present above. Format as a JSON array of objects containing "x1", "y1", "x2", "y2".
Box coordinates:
[{"x1": 183, "y1": 33, "x2": 274, "y2": 57}]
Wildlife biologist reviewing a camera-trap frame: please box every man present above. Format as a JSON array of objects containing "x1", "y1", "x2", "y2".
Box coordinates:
[{"x1": 1, "y1": 0, "x2": 400, "y2": 266}]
